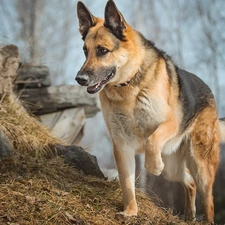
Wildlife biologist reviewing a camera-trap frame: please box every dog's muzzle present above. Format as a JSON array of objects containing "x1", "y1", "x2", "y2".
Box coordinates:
[{"x1": 75, "y1": 68, "x2": 116, "y2": 94}]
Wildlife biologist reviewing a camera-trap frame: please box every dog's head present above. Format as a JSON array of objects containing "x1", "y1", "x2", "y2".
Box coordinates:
[{"x1": 75, "y1": 0, "x2": 140, "y2": 94}]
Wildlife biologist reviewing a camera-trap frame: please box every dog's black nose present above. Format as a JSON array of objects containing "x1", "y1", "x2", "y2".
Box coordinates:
[{"x1": 75, "y1": 74, "x2": 89, "y2": 86}]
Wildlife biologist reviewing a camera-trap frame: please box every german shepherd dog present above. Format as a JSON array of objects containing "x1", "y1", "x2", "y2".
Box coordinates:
[{"x1": 75, "y1": 0, "x2": 225, "y2": 223}]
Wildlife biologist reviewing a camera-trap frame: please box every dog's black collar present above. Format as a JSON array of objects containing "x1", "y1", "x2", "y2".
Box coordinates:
[
  {"x1": 114, "y1": 80, "x2": 130, "y2": 87},
  {"x1": 114, "y1": 72, "x2": 139, "y2": 87}
]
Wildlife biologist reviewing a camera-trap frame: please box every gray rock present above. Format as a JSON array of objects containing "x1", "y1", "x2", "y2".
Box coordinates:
[
  {"x1": 0, "y1": 131, "x2": 13, "y2": 160},
  {"x1": 56, "y1": 144, "x2": 105, "y2": 178}
]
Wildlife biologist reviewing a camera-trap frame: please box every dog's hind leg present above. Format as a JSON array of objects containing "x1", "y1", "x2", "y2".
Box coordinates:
[
  {"x1": 187, "y1": 148, "x2": 218, "y2": 223},
  {"x1": 187, "y1": 107, "x2": 219, "y2": 223},
  {"x1": 162, "y1": 151, "x2": 197, "y2": 222},
  {"x1": 182, "y1": 169, "x2": 197, "y2": 221},
  {"x1": 113, "y1": 143, "x2": 138, "y2": 216}
]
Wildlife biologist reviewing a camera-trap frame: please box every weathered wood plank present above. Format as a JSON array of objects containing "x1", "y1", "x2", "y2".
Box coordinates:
[
  {"x1": 15, "y1": 64, "x2": 51, "y2": 88},
  {"x1": 18, "y1": 85, "x2": 100, "y2": 117},
  {"x1": 40, "y1": 107, "x2": 85, "y2": 145}
]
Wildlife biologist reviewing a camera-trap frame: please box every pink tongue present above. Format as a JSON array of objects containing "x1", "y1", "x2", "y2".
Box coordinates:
[{"x1": 87, "y1": 82, "x2": 101, "y2": 93}]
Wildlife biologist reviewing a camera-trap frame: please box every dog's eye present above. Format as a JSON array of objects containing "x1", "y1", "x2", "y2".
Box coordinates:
[
  {"x1": 101, "y1": 48, "x2": 108, "y2": 54},
  {"x1": 97, "y1": 47, "x2": 109, "y2": 56}
]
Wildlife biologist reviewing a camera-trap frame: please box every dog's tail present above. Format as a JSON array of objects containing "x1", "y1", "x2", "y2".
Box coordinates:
[{"x1": 219, "y1": 118, "x2": 225, "y2": 142}]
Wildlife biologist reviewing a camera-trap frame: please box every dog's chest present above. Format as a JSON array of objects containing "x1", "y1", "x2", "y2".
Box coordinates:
[{"x1": 110, "y1": 92, "x2": 165, "y2": 140}]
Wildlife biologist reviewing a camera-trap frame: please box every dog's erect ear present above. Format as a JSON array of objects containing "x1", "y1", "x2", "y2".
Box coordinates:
[
  {"x1": 77, "y1": 1, "x2": 97, "y2": 39},
  {"x1": 104, "y1": 0, "x2": 127, "y2": 40}
]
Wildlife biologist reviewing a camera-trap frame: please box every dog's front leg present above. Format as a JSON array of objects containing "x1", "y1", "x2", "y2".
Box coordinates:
[
  {"x1": 145, "y1": 119, "x2": 178, "y2": 176},
  {"x1": 113, "y1": 143, "x2": 137, "y2": 216}
]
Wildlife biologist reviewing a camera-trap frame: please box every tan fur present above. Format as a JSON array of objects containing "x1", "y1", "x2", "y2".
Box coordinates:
[
  {"x1": 189, "y1": 106, "x2": 219, "y2": 222},
  {"x1": 76, "y1": 1, "x2": 223, "y2": 223},
  {"x1": 220, "y1": 119, "x2": 225, "y2": 142}
]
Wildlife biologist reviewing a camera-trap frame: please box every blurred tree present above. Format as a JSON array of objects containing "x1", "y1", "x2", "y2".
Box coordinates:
[
  {"x1": 16, "y1": 0, "x2": 41, "y2": 63},
  {"x1": 191, "y1": 0, "x2": 225, "y2": 110},
  {"x1": 0, "y1": 0, "x2": 19, "y2": 45},
  {"x1": 15, "y1": 0, "x2": 80, "y2": 84}
]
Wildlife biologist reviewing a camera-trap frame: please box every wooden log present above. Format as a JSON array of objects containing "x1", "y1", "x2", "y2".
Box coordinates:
[
  {"x1": 15, "y1": 64, "x2": 51, "y2": 89},
  {"x1": 40, "y1": 107, "x2": 85, "y2": 145},
  {"x1": 0, "y1": 45, "x2": 19, "y2": 99},
  {"x1": 18, "y1": 85, "x2": 100, "y2": 117}
]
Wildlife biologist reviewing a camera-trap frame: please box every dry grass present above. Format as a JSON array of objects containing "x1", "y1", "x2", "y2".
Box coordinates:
[
  {"x1": 0, "y1": 96, "x2": 199, "y2": 225},
  {"x1": 0, "y1": 95, "x2": 59, "y2": 158},
  {"x1": 0, "y1": 156, "x2": 186, "y2": 225}
]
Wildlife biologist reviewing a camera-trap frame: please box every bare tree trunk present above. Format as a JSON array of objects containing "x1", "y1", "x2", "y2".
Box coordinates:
[
  {"x1": 29, "y1": 0, "x2": 37, "y2": 61},
  {"x1": 196, "y1": 0, "x2": 220, "y2": 106},
  {"x1": 29, "y1": 0, "x2": 41, "y2": 65}
]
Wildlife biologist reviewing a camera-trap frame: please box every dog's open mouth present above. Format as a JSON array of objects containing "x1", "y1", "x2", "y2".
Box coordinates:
[{"x1": 87, "y1": 72, "x2": 115, "y2": 94}]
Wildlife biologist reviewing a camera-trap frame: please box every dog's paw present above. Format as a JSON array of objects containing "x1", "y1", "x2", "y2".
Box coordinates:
[
  {"x1": 115, "y1": 212, "x2": 136, "y2": 222},
  {"x1": 115, "y1": 212, "x2": 128, "y2": 221},
  {"x1": 145, "y1": 157, "x2": 164, "y2": 176}
]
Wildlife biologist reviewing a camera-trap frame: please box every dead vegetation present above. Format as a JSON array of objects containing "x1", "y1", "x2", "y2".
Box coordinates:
[
  {"x1": 0, "y1": 95, "x2": 59, "y2": 157},
  {"x1": 0, "y1": 96, "x2": 197, "y2": 225}
]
